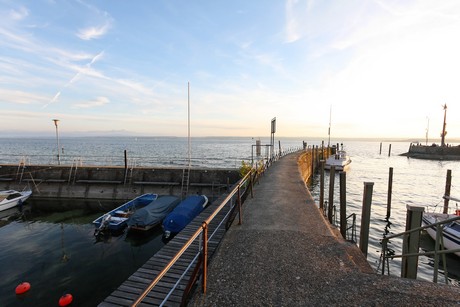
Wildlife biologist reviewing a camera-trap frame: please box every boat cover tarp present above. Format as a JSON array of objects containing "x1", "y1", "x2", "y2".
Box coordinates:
[
  {"x1": 127, "y1": 195, "x2": 180, "y2": 227},
  {"x1": 162, "y1": 195, "x2": 207, "y2": 234}
]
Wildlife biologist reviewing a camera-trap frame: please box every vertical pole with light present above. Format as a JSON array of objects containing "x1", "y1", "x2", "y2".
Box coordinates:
[{"x1": 52, "y1": 119, "x2": 60, "y2": 165}]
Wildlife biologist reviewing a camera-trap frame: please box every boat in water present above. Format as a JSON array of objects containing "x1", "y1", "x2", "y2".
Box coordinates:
[
  {"x1": 403, "y1": 104, "x2": 460, "y2": 160},
  {"x1": 127, "y1": 195, "x2": 181, "y2": 232},
  {"x1": 325, "y1": 143, "x2": 351, "y2": 171},
  {"x1": 162, "y1": 194, "x2": 209, "y2": 239},
  {"x1": 422, "y1": 195, "x2": 460, "y2": 257},
  {"x1": 0, "y1": 190, "x2": 32, "y2": 212},
  {"x1": 93, "y1": 193, "x2": 158, "y2": 236}
]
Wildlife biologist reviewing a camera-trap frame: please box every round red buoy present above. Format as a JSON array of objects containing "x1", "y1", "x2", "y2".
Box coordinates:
[
  {"x1": 15, "y1": 282, "x2": 31, "y2": 295},
  {"x1": 58, "y1": 293, "x2": 73, "y2": 306}
]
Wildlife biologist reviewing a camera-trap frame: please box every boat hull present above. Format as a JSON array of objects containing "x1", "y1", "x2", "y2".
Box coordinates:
[
  {"x1": 92, "y1": 193, "x2": 158, "y2": 233},
  {"x1": 0, "y1": 190, "x2": 32, "y2": 212},
  {"x1": 422, "y1": 213, "x2": 460, "y2": 257},
  {"x1": 404, "y1": 144, "x2": 460, "y2": 160}
]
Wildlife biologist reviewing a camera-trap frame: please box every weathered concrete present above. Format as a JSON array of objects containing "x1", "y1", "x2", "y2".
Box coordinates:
[
  {"x1": 0, "y1": 164, "x2": 239, "y2": 201},
  {"x1": 189, "y1": 152, "x2": 460, "y2": 307}
]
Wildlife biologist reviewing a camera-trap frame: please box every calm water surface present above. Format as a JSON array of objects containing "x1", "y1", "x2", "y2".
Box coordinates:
[{"x1": 1, "y1": 137, "x2": 460, "y2": 306}]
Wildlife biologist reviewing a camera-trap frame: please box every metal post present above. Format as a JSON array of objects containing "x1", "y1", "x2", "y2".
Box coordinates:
[
  {"x1": 386, "y1": 167, "x2": 393, "y2": 218},
  {"x1": 339, "y1": 171, "x2": 347, "y2": 239},
  {"x1": 328, "y1": 166, "x2": 335, "y2": 223},
  {"x1": 443, "y1": 169, "x2": 452, "y2": 214},
  {"x1": 52, "y1": 119, "x2": 60, "y2": 165},
  {"x1": 359, "y1": 182, "x2": 374, "y2": 257},
  {"x1": 201, "y1": 222, "x2": 208, "y2": 293},
  {"x1": 319, "y1": 160, "x2": 325, "y2": 210},
  {"x1": 237, "y1": 186, "x2": 242, "y2": 225},
  {"x1": 401, "y1": 205, "x2": 424, "y2": 279}
]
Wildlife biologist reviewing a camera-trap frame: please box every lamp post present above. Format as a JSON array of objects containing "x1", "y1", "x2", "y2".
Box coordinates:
[{"x1": 52, "y1": 119, "x2": 60, "y2": 165}]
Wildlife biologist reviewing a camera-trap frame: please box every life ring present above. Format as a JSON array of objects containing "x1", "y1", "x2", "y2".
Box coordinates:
[{"x1": 15, "y1": 282, "x2": 31, "y2": 294}]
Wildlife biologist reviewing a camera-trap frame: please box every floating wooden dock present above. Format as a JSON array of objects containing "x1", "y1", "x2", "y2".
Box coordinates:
[{"x1": 98, "y1": 189, "x2": 238, "y2": 306}]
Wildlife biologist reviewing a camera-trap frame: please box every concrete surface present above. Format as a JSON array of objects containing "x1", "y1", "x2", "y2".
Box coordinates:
[{"x1": 189, "y1": 152, "x2": 460, "y2": 306}]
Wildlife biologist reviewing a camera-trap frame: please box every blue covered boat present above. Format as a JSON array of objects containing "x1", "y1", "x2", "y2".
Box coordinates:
[
  {"x1": 162, "y1": 195, "x2": 208, "y2": 239},
  {"x1": 93, "y1": 193, "x2": 158, "y2": 236},
  {"x1": 127, "y1": 195, "x2": 181, "y2": 231}
]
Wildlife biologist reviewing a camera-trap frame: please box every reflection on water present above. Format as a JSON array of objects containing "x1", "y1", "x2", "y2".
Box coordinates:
[{"x1": 0, "y1": 200, "x2": 166, "y2": 307}]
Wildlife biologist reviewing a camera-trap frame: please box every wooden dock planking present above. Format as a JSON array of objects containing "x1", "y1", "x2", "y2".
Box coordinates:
[{"x1": 100, "y1": 191, "x2": 235, "y2": 306}]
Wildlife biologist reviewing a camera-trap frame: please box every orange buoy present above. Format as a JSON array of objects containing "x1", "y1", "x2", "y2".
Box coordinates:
[
  {"x1": 15, "y1": 282, "x2": 31, "y2": 295},
  {"x1": 58, "y1": 293, "x2": 73, "y2": 306}
]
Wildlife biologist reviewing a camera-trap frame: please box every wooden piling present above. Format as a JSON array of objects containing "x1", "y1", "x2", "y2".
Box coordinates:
[
  {"x1": 319, "y1": 160, "x2": 325, "y2": 210},
  {"x1": 328, "y1": 166, "x2": 335, "y2": 223},
  {"x1": 388, "y1": 144, "x2": 392, "y2": 156},
  {"x1": 359, "y1": 182, "x2": 374, "y2": 257},
  {"x1": 443, "y1": 169, "x2": 452, "y2": 214},
  {"x1": 339, "y1": 171, "x2": 347, "y2": 239},
  {"x1": 386, "y1": 167, "x2": 393, "y2": 218},
  {"x1": 401, "y1": 205, "x2": 424, "y2": 279}
]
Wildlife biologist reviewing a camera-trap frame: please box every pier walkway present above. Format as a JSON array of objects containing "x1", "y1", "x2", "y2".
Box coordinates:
[{"x1": 189, "y1": 152, "x2": 460, "y2": 306}]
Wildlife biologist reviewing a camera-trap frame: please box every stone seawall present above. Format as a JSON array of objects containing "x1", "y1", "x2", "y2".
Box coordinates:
[{"x1": 0, "y1": 164, "x2": 240, "y2": 201}]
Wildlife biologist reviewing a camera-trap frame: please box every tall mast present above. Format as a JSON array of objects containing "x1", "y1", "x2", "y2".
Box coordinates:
[
  {"x1": 328, "y1": 105, "x2": 331, "y2": 148},
  {"x1": 187, "y1": 82, "x2": 191, "y2": 167},
  {"x1": 441, "y1": 104, "x2": 447, "y2": 147}
]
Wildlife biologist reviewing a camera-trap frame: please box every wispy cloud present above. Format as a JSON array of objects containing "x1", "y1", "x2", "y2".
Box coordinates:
[
  {"x1": 73, "y1": 96, "x2": 109, "y2": 109},
  {"x1": 9, "y1": 6, "x2": 29, "y2": 20},
  {"x1": 76, "y1": 22, "x2": 111, "y2": 40}
]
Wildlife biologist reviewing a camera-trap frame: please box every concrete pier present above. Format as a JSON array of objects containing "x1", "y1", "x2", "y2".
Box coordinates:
[
  {"x1": 189, "y1": 152, "x2": 460, "y2": 306},
  {"x1": 0, "y1": 164, "x2": 239, "y2": 201}
]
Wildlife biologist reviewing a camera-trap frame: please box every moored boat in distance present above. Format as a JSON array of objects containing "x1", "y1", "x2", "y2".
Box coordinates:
[
  {"x1": 127, "y1": 195, "x2": 181, "y2": 232},
  {"x1": 0, "y1": 189, "x2": 32, "y2": 212},
  {"x1": 403, "y1": 104, "x2": 460, "y2": 160},
  {"x1": 93, "y1": 193, "x2": 158, "y2": 236},
  {"x1": 162, "y1": 194, "x2": 209, "y2": 239},
  {"x1": 325, "y1": 143, "x2": 351, "y2": 171}
]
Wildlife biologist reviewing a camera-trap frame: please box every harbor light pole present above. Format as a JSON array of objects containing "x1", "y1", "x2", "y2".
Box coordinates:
[{"x1": 52, "y1": 119, "x2": 60, "y2": 165}]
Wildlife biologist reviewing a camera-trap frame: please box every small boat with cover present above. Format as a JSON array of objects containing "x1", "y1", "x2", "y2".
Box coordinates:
[
  {"x1": 325, "y1": 143, "x2": 351, "y2": 171},
  {"x1": 93, "y1": 193, "x2": 158, "y2": 236},
  {"x1": 0, "y1": 189, "x2": 32, "y2": 212},
  {"x1": 162, "y1": 195, "x2": 208, "y2": 239},
  {"x1": 127, "y1": 195, "x2": 181, "y2": 231}
]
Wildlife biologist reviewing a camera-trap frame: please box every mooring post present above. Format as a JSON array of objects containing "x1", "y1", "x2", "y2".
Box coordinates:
[
  {"x1": 339, "y1": 171, "x2": 347, "y2": 239},
  {"x1": 387, "y1": 167, "x2": 393, "y2": 218},
  {"x1": 328, "y1": 166, "x2": 335, "y2": 223},
  {"x1": 379, "y1": 142, "x2": 382, "y2": 155},
  {"x1": 359, "y1": 182, "x2": 374, "y2": 257},
  {"x1": 311, "y1": 147, "x2": 315, "y2": 176},
  {"x1": 401, "y1": 205, "x2": 424, "y2": 279},
  {"x1": 388, "y1": 144, "x2": 392, "y2": 156},
  {"x1": 319, "y1": 160, "x2": 325, "y2": 210},
  {"x1": 443, "y1": 169, "x2": 452, "y2": 214}
]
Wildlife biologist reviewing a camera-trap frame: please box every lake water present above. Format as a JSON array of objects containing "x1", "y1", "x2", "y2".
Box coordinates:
[{"x1": 0, "y1": 137, "x2": 459, "y2": 306}]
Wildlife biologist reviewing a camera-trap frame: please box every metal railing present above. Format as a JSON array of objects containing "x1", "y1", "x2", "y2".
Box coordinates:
[
  {"x1": 380, "y1": 214, "x2": 460, "y2": 284},
  {"x1": 130, "y1": 148, "x2": 301, "y2": 306},
  {"x1": 131, "y1": 169, "x2": 255, "y2": 306}
]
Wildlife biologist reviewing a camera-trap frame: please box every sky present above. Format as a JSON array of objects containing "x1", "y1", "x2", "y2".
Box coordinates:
[{"x1": 1, "y1": 0, "x2": 460, "y2": 141}]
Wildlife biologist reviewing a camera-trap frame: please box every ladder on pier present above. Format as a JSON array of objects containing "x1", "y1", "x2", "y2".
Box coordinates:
[{"x1": 181, "y1": 167, "x2": 190, "y2": 199}]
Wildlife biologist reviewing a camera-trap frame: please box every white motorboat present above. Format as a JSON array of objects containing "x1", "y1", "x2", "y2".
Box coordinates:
[
  {"x1": 325, "y1": 144, "x2": 351, "y2": 171},
  {"x1": 422, "y1": 195, "x2": 460, "y2": 257},
  {"x1": 0, "y1": 190, "x2": 32, "y2": 211}
]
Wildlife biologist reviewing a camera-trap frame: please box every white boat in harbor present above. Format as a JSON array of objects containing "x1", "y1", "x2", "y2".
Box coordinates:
[
  {"x1": 422, "y1": 195, "x2": 460, "y2": 257},
  {"x1": 0, "y1": 190, "x2": 32, "y2": 211},
  {"x1": 325, "y1": 144, "x2": 351, "y2": 171}
]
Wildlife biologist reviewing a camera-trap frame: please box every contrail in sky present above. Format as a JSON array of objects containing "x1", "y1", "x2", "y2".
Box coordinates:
[{"x1": 43, "y1": 50, "x2": 105, "y2": 108}]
